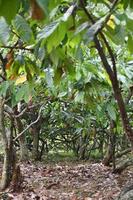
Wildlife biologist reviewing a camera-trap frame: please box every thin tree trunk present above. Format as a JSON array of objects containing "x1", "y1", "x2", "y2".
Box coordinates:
[
  {"x1": 103, "y1": 120, "x2": 116, "y2": 167},
  {"x1": 80, "y1": 0, "x2": 133, "y2": 148},
  {"x1": 31, "y1": 126, "x2": 40, "y2": 160},
  {"x1": 94, "y1": 36, "x2": 133, "y2": 148},
  {"x1": 15, "y1": 118, "x2": 29, "y2": 161},
  {"x1": 0, "y1": 98, "x2": 16, "y2": 190},
  {"x1": 112, "y1": 85, "x2": 133, "y2": 147}
]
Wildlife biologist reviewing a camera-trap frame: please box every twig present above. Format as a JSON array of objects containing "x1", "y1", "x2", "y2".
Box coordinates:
[
  {"x1": 14, "y1": 106, "x2": 43, "y2": 141},
  {"x1": 0, "y1": 52, "x2": 7, "y2": 78},
  {"x1": 0, "y1": 45, "x2": 34, "y2": 52},
  {"x1": 0, "y1": 74, "x2": 6, "y2": 81},
  {"x1": 14, "y1": 107, "x2": 28, "y2": 118}
]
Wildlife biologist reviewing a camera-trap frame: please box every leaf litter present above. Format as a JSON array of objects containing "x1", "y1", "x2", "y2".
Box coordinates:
[{"x1": 1, "y1": 161, "x2": 133, "y2": 200}]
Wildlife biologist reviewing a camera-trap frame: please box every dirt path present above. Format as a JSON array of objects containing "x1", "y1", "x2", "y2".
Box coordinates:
[{"x1": 1, "y1": 161, "x2": 133, "y2": 200}]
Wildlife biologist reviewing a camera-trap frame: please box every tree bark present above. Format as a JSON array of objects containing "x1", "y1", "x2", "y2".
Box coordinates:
[
  {"x1": 0, "y1": 97, "x2": 16, "y2": 190},
  {"x1": 94, "y1": 37, "x2": 133, "y2": 148},
  {"x1": 80, "y1": 0, "x2": 133, "y2": 149},
  {"x1": 103, "y1": 120, "x2": 116, "y2": 168},
  {"x1": 31, "y1": 126, "x2": 40, "y2": 160},
  {"x1": 15, "y1": 118, "x2": 29, "y2": 161}
]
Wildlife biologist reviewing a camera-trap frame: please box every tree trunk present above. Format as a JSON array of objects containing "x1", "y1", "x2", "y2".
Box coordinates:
[
  {"x1": 1, "y1": 146, "x2": 16, "y2": 190},
  {"x1": 15, "y1": 118, "x2": 29, "y2": 161},
  {"x1": 103, "y1": 120, "x2": 116, "y2": 167},
  {"x1": 0, "y1": 98, "x2": 16, "y2": 190},
  {"x1": 31, "y1": 126, "x2": 40, "y2": 160},
  {"x1": 112, "y1": 84, "x2": 133, "y2": 148},
  {"x1": 94, "y1": 37, "x2": 133, "y2": 149}
]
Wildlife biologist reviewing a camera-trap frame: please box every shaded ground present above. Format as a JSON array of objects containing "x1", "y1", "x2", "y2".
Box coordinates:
[{"x1": 1, "y1": 161, "x2": 133, "y2": 200}]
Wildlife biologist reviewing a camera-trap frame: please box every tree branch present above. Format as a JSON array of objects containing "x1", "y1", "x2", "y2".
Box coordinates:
[
  {"x1": 80, "y1": 0, "x2": 119, "y2": 83},
  {"x1": 13, "y1": 106, "x2": 43, "y2": 141},
  {"x1": 0, "y1": 45, "x2": 34, "y2": 52},
  {"x1": 0, "y1": 52, "x2": 7, "y2": 78},
  {"x1": 80, "y1": 0, "x2": 119, "y2": 80}
]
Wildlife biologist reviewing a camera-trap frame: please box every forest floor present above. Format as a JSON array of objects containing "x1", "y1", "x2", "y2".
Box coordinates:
[{"x1": 1, "y1": 160, "x2": 133, "y2": 200}]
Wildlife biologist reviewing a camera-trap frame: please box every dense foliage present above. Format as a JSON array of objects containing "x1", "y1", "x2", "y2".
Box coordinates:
[{"x1": 0, "y1": 0, "x2": 133, "y2": 193}]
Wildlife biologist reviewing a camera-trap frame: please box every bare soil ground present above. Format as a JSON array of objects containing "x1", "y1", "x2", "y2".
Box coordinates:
[{"x1": 1, "y1": 161, "x2": 133, "y2": 200}]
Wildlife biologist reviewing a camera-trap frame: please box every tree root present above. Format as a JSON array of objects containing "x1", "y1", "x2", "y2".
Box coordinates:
[{"x1": 113, "y1": 158, "x2": 133, "y2": 174}]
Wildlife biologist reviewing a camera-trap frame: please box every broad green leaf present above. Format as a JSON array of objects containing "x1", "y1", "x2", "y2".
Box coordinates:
[
  {"x1": 85, "y1": 63, "x2": 99, "y2": 75},
  {"x1": 127, "y1": 34, "x2": 133, "y2": 54},
  {"x1": 87, "y1": 16, "x2": 106, "y2": 41},
  {"x1": 45, "y1": 69, "x2": 53, "y2": 88},
  {"x1": 23, "y1": 84, "x2": 31, "y2": 103},
  {"x1": 75, "y1": 22, "x2": 89, "y2": 35},
  {"x1": 13, "y1": 15, "x2": 34, "y2": 44},
  {"x1": 58, "y1": 91, "x2": 67, "y2": 98},
  {"x1": 50, "y1": 51, "x2": 59, "y2": 67},
  {"x1": 37, "y1": 20, "x2": 60, "y2": 40},
  {"x1": 34, "y1": 44, "x2": 46, "y2": 61},
  {"x1": 75, "y1": 91, "x2": 84, "y2": 103},
  {"x1": 47, "y1": 22, "x2": 67, "y2": 53},
  {"x1": 15, "y1": 86, "x2": 25, "y2": 102},
  {"x1": 15, "y1": 84, "x2": 31, "y2": 103},
  {"x1": 130, "y1": 0, "x2": 133, "y2": 9},
  {"x1": 53, "y1": 67, "x2": 63, "y2": 85},
  {"x1": 107, "y1": 104, "x2": 116, "y2": 121},
  {"x1": 36, "y1": 0, "x2": 49, "y2": 15},
  {"x1": 0, "y1": 17, "x2": 10, "y2": 44},
  {"x1": 62, "y1": 5, "x2": 76, "y2": 22},
  {"x1": 105, "y1": 25, "x2": 125, "y2": 45},
  {"x1": 26, "y1": 59, "x2": 40, "y2": 75},
  {"x1": 126, "y1": 16, "x2": 133, "y2": 32},
  {"x1": 0, "y1": 81, "x2": 10, "y2": 97},
  {"x1": 0, "y1": 0, "x2": 19, "y2": 23},
  {"x1": 49, "y1": 6, "x2": 59, "y2": 19},
  {"x1": 10, "y1": 59, "x2": 22, "y2": 78},
  {"x1": 122, "y1": 0, "x2": 130, "y2": 9}
]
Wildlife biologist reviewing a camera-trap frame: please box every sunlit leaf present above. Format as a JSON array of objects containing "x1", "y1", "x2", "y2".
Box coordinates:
[
  {"x1": 37, "y1": 20, "x2": 60, "y2": 40},
  {"x1": 15, "y1": 75, "x2": 27, "y2": 85}
]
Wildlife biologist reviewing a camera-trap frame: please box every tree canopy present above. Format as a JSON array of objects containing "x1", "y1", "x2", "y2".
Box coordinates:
[{"x1": 0, "y1": 0, "x2": 133, "y2": 199}]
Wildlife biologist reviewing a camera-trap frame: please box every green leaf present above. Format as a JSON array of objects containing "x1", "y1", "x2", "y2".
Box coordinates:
[
  {"x1": 13, "y1": 15, "x2": 34, "y2": 44},
  {"x1": 23, "y1": 84, "x2": 31, "y2": 103},
  {"x1": 37, "y1": 20, "x2": 60, "y2": 40},
  {"x1": 87, "y1": 17, "x2": 106, "y2": 41},
  {"x1": 122, "y1": 0, "x2": 130, "y2": 9},
  {"x1": 11, "y1": 61, "x2": 20, "y2": 77},
  {"x1": 34, "y1": 43, "x2": 45, "y2": 61},
  {"x1": 75, "y1": 22, "x2": 89, "y2": 35},
  {"x1": 107, "y1": 104, "x2": 116, "y2": 121},
  {"x1": 47, "y1": 22, "x2": 67, "y2": 53},
  {"x1": 15, "y1": 84, "x2": 31, "y2": 103},
  {"x1": 15, "y1": 86, "x2": 25, "y2": 102},
  {"x1": 53, "y1": 67, "x2": 63, "y2": 85},
  {"x1": 0, "y1": 0, "x2": 19, "y2": 23},
  {"x1": 127, "y1": 34, "x2": 133, "y2": 53},
  {"x1": 36, "y1": 0, "x2": 49, "y2": 15},
  {"x1": 0, "y1": 17, "x2": 10, "y2": 44},
  {"x1": 0, "y1": 81, "x2": 10, "y2": 97},
  {"x1": 58, "y1": 91, "x2": 67, "y2": 98},
  {"x1": 75, "y1": 91, "x2": 84, "y2": 103},
  {"x1": 61, "y1": 5, "x2": 76, "y2": 22},
  {"x1": 126, "y1": 16, "x2": 133, "y2": 32},
  {"x1": 129, "y1": 0, "x2": 133, "y2": 9}
]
